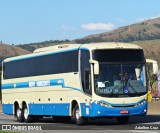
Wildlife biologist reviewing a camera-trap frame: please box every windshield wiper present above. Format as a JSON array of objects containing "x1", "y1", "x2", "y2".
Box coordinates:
[{"x1": 127, "y1": 80, "x2": 138, "y2": 94}]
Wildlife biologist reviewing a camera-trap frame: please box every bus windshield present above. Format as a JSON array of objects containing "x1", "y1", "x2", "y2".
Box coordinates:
[
  {"x1": 92, "y1": 49, "x2": 147, "y2": 97},
  {"x1": 94, "y1": 64, "x2": 147, "y2": 97}
]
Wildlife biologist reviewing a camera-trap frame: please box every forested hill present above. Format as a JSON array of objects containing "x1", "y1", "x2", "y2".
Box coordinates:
[
  {"x1": 75, "y1": 17, "x2": 160, "y2": 43},
  {"x1": 0, "y1": 43, "x2": 31, "y2": 63}
]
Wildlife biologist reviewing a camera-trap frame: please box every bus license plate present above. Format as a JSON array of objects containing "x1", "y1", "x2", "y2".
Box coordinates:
[{"x1": 120, "y1": 110, "x2": 129, "y2": 114}]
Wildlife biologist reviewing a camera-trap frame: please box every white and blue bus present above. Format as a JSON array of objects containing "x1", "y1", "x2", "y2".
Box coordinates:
[{"x1": 1, "y1": 42, "x2": 158, "y2": 125}]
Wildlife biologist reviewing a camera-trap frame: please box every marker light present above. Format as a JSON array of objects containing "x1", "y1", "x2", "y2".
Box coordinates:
[{"x1": 135, "y1": 100, "x2": 146, "y2": 107}]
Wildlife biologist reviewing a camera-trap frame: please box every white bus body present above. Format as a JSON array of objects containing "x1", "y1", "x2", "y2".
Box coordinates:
[{"x1": 1, "y1": 42, "x2": 153, "y2": 125}]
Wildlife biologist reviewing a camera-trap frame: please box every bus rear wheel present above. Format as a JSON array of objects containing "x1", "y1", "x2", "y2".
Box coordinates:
[
  {"x1": 23, "y1": 106, "x2": 33, "y2": 123},
  {"x1": 73, "y1": 105, "x2": 87, "y2": 125},
  {"x1": 16, "y1": 107, "x2": 24, "y2": 122},
  {"x1": 116, "y1": 116, "x2": 129, "y2": 124}
]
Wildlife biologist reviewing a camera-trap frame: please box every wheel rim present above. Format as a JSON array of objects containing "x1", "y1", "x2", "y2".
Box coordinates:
[
  {"x1": 75, "y1": 108, "x2": 80, "y2": 121},
  {"x1": 24, "y1": 108, "x2": 28, "y2": 119},
  {"x1": 17, "y1": 109, "x2": 21, "y2": 118}
]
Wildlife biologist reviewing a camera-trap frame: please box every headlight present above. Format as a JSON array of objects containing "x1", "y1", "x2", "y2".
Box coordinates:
[
  {"x1": 94, "y1": 100, "x2": 112, "y2": 108},
  {"x1": 105, "y1": 104, "x2": 112, "y2": 108},
  {"x1": 135, "y1": 100, "x2": 146, "y2": 107}
]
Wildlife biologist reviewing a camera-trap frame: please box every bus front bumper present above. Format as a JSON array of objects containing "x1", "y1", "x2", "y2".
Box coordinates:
[{"x1": 81, "y1": 102, "x2": 147, "y2": 117}]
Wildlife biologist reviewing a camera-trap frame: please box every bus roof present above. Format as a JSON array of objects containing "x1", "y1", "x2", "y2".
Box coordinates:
[{"x1": 3, "y1": 42, "x2": 142, "y2": 62}]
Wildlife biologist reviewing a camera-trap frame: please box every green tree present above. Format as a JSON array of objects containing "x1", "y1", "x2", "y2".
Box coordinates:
[{"x1": 146, "y1": 64, "x2": 157, "y2": 91}]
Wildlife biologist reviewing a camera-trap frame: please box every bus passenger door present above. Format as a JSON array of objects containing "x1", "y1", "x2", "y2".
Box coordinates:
[
  {"x1": 80, "y1": 50, "x2": 92, "y2": 95},
  {"x1": 84, "y1": 68, "x2": 92, "y2": 95}
]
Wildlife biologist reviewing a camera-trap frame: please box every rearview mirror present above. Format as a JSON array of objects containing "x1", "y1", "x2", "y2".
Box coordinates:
[
  {"x1": 89, "y1": 60, "x2": 99, "y2": 75},
  {"x1": 146, "y1": 59, "x2": 158, "y2": 74},
  {"x1": 135, "y1": 68, "x2": 140, "y2": 80},
  {"x1": 153, "y1": 62, "x2": 158, "y2": 74}
]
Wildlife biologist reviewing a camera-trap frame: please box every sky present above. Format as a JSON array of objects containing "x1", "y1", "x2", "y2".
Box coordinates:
[{"x1": 0, "y1": 0, "x2": 160, "y2": 45}]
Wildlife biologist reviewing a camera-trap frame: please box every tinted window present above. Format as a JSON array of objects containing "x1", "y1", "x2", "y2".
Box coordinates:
[
  {"x1": 4, "y1": 50, "x2": 78, "y2": 79},
  {"x1": 92, "y1": 49, "x2": 145, "y2": 63},
  {"x1": 80, "y1": 50, "x2": 91, "y2": 95}
]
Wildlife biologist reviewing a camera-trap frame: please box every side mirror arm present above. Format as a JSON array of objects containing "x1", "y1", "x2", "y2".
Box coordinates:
[{"x1": 89, "y1": 60, "x2": 99, "y2": 75}]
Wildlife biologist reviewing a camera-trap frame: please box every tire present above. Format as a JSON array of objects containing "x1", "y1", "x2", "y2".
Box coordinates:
[
  {"x1": 53, "y1": 116, "x2": 71, "y2": 122},
  {"x1": 16, "y1": 107, "x2": 24, "y2": 122},
  {"x1": 23, "y1": 105, "x2": 33, "y2": 123},
  {"x1": 116, "y1": 116, "x2": 129, "y2": 124},
  {"x1": 74, "y1": 105, "x2": 87, "y2": 125}
]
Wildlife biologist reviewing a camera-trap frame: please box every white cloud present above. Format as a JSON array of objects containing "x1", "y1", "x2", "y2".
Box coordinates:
[
  {"x1": 81, "y1": 23, "x2": 115, "y2": 31},
  {"x1": 62, "y1": 25, "x2": 77, "y2": 31}
]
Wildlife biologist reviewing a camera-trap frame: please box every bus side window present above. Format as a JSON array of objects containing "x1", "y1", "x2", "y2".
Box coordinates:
[{"x1": 84, "y1": 69, "x2": 91, "y2": 95}]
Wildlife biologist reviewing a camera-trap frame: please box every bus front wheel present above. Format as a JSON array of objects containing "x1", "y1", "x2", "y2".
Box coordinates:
[
  {"x1": 74, "y1": 105, "x2": 87, "y2": 125},
  {"x1": 116, "y1": 116, "x2": 129, "y2": 124}
]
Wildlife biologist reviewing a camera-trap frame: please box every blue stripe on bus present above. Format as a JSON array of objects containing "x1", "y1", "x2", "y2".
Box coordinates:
[
  {"x1": 2, "y1": 104, "x2": 13, "y2": 115},
  {"x1": 3, "y1": 102, "x2": 147, "y2": 116},
  {"x1": 2, "y1": 103, "x2": 70, "y2": 116},
  {"x1": 3, "y1": 47, "x2": 89, "y2": 62},
  {"x1": 29, "y1": 103, "x2": 70, "y2": 116},
  {"x1": 16, "y1": 82, "x2": 30, "y2": 88},
  {"x1": 1, "y1": 83, "x2": 14, "y2": 89},
  {"x1": 1, "y1": 79, "x2": 81, "y2": 92},
  {"x1": 79, "y1": 47, "x2": 89, "y2": 51}
]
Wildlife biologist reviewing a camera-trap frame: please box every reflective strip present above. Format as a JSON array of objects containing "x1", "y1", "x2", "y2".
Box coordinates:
[{"x1": 2, "y1": 79, "x2": 81, "y2": 92}]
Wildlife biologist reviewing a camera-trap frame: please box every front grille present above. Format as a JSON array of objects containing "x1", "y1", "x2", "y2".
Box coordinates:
[{"x1": 111, "y1": 104, "x2": 135, "y2": 108}]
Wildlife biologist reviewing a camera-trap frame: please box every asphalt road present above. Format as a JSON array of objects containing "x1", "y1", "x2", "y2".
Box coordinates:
[{"x1": 0, "y1": 113, "x2": 160, "y2": 133}]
